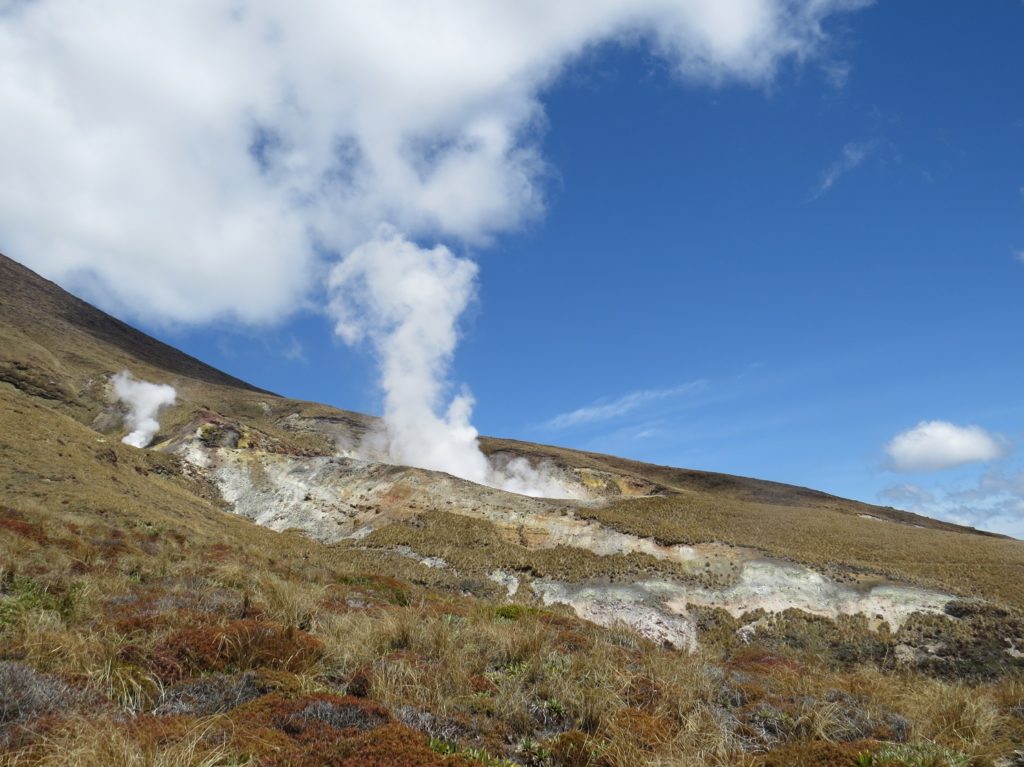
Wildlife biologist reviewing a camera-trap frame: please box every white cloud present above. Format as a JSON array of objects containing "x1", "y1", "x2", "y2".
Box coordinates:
[
  {"x1": 1, "y1": 0, "x2": 869, "y2": 326},
  {"x1": 879, "y1": 483, "x2": 935, "y2": 506},
  {"x1": 812, "y1": 140, "x2": 876, "y2": 198},
  {"x1": 543, "y1": 381, "x2": 706, "y2": 430},
  {"x1": 819, "y1": 60, "x2": 851, "y2": 89},
  {"x1": 879, "y1": 468, "x2": 1024, "y2": 539},
  {"x1": 0, "y1": 0, "x2": 870, "y2": 490},
  {"x1": 884, "y1": 420, "x2": 1011, "y2": 473}
]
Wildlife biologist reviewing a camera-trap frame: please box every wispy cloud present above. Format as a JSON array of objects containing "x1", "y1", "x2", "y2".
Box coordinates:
[
  {"x1": 880, "y1": 466, "x2": 1024, "y2": 538},
  {"x1": 282, "y1": 335, "x2": 307, "y2": 363},
  {"x1": 633, "y1": 428, "x2": 660, "y2": 440},
  {"x1": 541, "y1": 381, "x2": 706, "y2": 431},
  {"x1": 879, "y1": 483, "x2": 935, "y2": 507},
  {"x1": 811, "y1": 140, "x2": 877, "y2": 199},
  {"x1": 1014, "y1": 249, "x2": 1024, "y2": 264},
  {"x1": 819, "y1": 60, "x2": 851, "y2": 90}
]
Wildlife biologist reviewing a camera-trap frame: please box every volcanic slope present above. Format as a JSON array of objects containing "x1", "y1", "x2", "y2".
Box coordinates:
[{"x1": 2, "y1": 252, "x2": 1023, "y2": 766}]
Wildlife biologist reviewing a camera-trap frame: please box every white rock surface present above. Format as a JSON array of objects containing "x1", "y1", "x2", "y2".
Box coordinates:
[
  {"x1": 489, "y1": 570, "x2": 520, "y2": 597},
  {"x1": 175, "y1": 428, "x2": 957, "y2": 650}
]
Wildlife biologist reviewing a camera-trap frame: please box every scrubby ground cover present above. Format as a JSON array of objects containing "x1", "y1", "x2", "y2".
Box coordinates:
[
  {"x1": 2, "y1": 496, "x2": 1023, "y2": 766},
  {"x1": 3, "y1": 256, "x2": 1024, "y2": 764},
  {"x1": 576, "y1": 495, "x2": 1024, "y2": 611}
]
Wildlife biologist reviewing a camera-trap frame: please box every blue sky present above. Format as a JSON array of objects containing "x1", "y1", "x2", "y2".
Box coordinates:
[{"x1": 3, "y1": 2, "x2": 1023, "y2": 534}]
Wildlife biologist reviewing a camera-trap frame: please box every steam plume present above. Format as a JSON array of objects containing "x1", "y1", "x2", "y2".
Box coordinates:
[
  {"x1": 112, "y1": 371, "x2": 176, "y2": 448},
  {"x1": 328, "y1": 229, "x2": 578, "y2": 498}
]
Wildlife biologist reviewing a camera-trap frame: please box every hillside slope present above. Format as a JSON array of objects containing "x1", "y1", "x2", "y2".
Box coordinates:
[
  {"x1": 0, "y1": 251, "x2": 998, "y2": 533},
  {"x1": 2, "y1": 252, "x2": 1023, "y2": 766}
]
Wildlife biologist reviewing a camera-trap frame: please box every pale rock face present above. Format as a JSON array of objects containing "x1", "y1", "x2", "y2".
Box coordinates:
[
  {"x1": 533, "y1": 564, "x2": 952, "y2": 652},
  {"x1": 174, "y1": 415, "x2": 957, "y2": 651},
  {"x1": 489, "y1": 570, "x2": 520, "y2": 598},
  {"x1": 668, "y1": 560, "x2": 952, "y2": 630},
  {"x1": 532, "y1": 580, "x2": 698, "y2": 651},
  {"x1": 394, "y1": 546, "x2": 449, "y2": 569}
]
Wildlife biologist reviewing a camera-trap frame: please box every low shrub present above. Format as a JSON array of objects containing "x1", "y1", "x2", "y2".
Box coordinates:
[
  {"x1": 0, "y1": 661, "x2": 75, "y2": 728},
  {"x1": 549, "y1": 730, "x2": 605, "y2": 767},
  {"x1": 868, "y1": 741, "x2": 972, "y2": 767},
  {"x1": 231, "y1": 693, "x2": 471, "y2": 766},
  {"x1": 151, "y1": 619, "x2": 323, "y2": 682},
  {"x1": 494, "y1": 604, "x2": 525, "y2": 622},
  {"x1": 153, "y1": 670, "x2": 286, "y2": 716},
  {"x1": 0, "y1": 575, "x2": 80, "y2": 627},
  {"x1": 758, "y1": 740, "x2": 879, "y2": 767}
]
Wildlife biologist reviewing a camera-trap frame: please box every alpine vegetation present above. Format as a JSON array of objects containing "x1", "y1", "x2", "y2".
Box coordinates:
[{"x1": 112, "y1": 370, "x2": 176, "y2": 448}]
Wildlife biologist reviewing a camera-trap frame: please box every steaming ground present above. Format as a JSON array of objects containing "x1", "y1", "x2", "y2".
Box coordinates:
[
  {"x1": 91, "y1": 364, "x2": 984, "y2": 652},
  {"x1": 112, "y1": 370, "x2": 176, "y2": 448},
  {"x1": 5, "y1": 253, "x2": 1023, "y2": 709},
  {"x1": 327, "y1": 230, "x2": 581, "y2": 498},
  {"x1": 6, "y1": 255, "x2": 1024, "y2": 765},
  {"x1": 167, "y1": 404, "x2": 960, "y2": 652},
  {"x1": 325, "y1": 232, "x2": 576, "y2": 496},
  {"x1": 349, "y1": 434, "x2": 583, "y2": 499}
]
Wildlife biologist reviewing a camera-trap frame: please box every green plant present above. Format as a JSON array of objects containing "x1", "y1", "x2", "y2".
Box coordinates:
[
  {"x1": 871, "y1": 742, "x2": 972, "y2": 767},
  {"x1": 517, "y1": 737, "x2": 553, "y2": 765},
  {"x1": 494, "y1": 604, "x2": 525, "y2": 622},
  {"x1": 428, "y1": 737, "x2": 458, "y2": 756},
  {"x1": 543, "y1": 698, "x2": 566, "y2": 719},
  {"x1": 428, "y1": 737, "x2": 518, "y2": 766},
  {"x1": 462, "y1": 746, "x2": 517, "y2": 766},
  {"x1": 0, "y1": 575, "x2": 80, "y2": 628}
]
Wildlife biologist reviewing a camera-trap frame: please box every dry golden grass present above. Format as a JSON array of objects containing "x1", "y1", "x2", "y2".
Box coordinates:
[
  {"x1": 0, "y1": 716, "x2": 241, "y2": 767},
  {"x1": 2, "y1": 487, "x2": 1021, "y2": 762},
  {"x1": 3, "y1": 496, "x2": 1024, "y2": 765},
  {"x1": 358, "y1": 511, "x2": 737, "y2": 591},
  {"x1": 4, "y1": 254, "x2": 1024, "y2": 764}
]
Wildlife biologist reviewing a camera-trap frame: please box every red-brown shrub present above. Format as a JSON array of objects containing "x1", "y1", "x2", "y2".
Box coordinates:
[
  {"x1": 151, "y1": 620, "x2": 323, "y2": 682},
  {"x1": 758, "y1": 740, "x2": 879, "y2": 767},
  {"x1": 0, "y1": 516, "x2": 47, "y2": 545}
]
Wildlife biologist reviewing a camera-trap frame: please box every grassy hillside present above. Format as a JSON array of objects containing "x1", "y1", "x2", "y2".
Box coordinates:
[{"x1": 2, "y1": 253, "x2": 1024, "y2": 765}]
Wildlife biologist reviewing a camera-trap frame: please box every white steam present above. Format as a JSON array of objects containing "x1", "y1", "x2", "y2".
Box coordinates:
[
  {"x1": 490, "y1": 455, "x2": 579, "y2": 499},
  {"x1": 328, "y1": 229, "x2": 579, "y2": 498},
  {"x1": 328, "y1": 230, "x2": 486, "y2": 480},
  {"x1": 112, "y1": 371, "x2": 176, "y2": 448}
]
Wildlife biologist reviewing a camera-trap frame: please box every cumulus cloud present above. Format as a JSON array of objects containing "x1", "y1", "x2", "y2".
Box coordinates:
[
  {"x1": 543, "y1": 381, "x2": 707, "y2": 430},
  {"x1": 0, "y1": 0, "x2": 870, "y2": 492},
  {"x1": 112, "y1": 371, "x2": 176, "y2": 448},
  {"x1": 1, "y1": 0, "x2": 869, "y2": 326},
  {"x1": 884, "y1": 420, "x2": 1011, "y2": 472}
]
